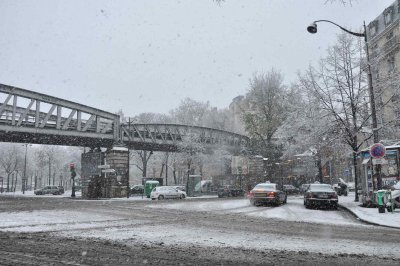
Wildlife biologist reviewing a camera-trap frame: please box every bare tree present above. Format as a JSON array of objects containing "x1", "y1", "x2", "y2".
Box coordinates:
[
  {"x1": 35, "y1": 146, "x2": 61, "y2": 186},
  {"x1": 297, "y1": 33, "x2": 368, "y2": 201},
  {"x1": 130, "y1": 150, "x2": 153, "y2": 178},
  {"x1": 241, "y1": 69, "x2": 287, "y2": 160},
  {"x1": 0, "y1": 144, "x2": 22, "y2": 192}
]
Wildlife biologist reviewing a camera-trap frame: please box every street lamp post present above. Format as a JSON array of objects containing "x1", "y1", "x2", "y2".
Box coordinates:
[
  {"x1": 22, "y1": 143, "x2": 31, "y2": 194},
  {"x1": 307, "y1": 20, "x2": 381, "y2": 201}
]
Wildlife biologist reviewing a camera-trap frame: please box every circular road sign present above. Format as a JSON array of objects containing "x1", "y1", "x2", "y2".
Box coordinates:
[{"x1": 370, "y1": 143, "x2": 386, "y2": 159}]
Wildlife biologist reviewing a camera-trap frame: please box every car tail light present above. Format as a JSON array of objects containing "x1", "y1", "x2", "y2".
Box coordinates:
[
  {"x1": 305, "y1": 192, "x2": 313, "y2": 198},
  {"x1": 332, "y1": 192, "x2": 338, "y2": 199},
  {"x1": 248, "y1": 191, "x2": 254, "y2": 198},
  {"x1": 268, "y1": 191, "x2": 275, "y2": 197}
]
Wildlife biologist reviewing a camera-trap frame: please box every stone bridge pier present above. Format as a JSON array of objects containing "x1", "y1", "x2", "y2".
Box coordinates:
[{"x1": 81, "y1": 145, "x2": 129, "y2": 199}]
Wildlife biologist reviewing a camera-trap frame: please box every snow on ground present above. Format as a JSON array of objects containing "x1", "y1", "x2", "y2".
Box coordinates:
[
  {"x1": 2, "y1": 190, "x2": 398, "y2": 228},
  {"x1": 0, "y1": 190, "x2": 217, "y2": 201},
  {"x1": 155, "y1": 196, "x2": 364, "y2": 226},
  {"x1": 0, "y1": 190, "x2": 82, "y2": 198},
  {"x1": 0, "y1": 207, "x2": 398, "y2": 258},
  {"x1": 0, "y1": 196, "x2": 399, "y2": 258},
  {"x1": 55, "y1": 220, "x2": 399, "y2": 258},
  {"x1": 0, "y1": 208, "x2": 152, "y2": 233},
  {"x1": 340, "y1": 192, "x2": 400, "y2": 229}
]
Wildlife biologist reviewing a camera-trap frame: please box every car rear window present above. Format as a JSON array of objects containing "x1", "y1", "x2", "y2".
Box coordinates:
[
  {"x1": 254, "y1": 184, "x2": 276, "y2": 190},
  {"x1": 309, "y1": 184, "x2": 333, "y2": 191}
]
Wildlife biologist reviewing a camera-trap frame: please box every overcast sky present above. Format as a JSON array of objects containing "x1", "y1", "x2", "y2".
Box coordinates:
[{"x1": 0, "y1": 0, "x2": 394, "y2": 116}]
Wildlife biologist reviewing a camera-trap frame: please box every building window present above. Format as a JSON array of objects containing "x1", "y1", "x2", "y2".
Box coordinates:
[
  {"x1": 387, "y1": 31, "x2": 394, "y2": 40},
  {"x1": 384, "y1": 6, "x2": 394, "y2": 26},
  {"x1": 368, "y1": 20, "x2": 378, "y2": 37},
  {"x1": 371, "y1": 44, "x2": 379, "y2": 58},
  {"x1": 374, "y1": 68, "x2": 380, "y2": 81},
  {"x1": 388, "y1": 56, "x2": 396, "y2": 72}
]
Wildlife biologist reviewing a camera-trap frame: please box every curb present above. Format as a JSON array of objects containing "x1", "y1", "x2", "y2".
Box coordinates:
[{"x1": 339, "y1": 204, "x2": 400, "y2": 230}]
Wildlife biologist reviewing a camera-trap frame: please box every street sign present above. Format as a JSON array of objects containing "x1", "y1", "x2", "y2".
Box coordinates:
[
  {"x1": 372, "y1": 158, "x2": 388, "y2": 165},
  {"x1": 370, "y1": 143, "x2": 386, "y2": 159},
  {"x1": 102, "y1": 169, "x2": 115, "y2": 173},
  {"x1": 98, "y1": 165, "x2": 110, "y2": 169}
]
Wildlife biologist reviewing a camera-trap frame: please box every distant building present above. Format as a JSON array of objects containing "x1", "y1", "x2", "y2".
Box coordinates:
[{"x1": 228, "y1": 95, "x2": 246, "y2": 135}]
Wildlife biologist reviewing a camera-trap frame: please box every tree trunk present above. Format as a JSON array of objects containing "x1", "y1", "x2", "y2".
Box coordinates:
[
  {"x1": 14, "y1": 172, "x2": 18, "y2": 192},
  {"x1": 173, "y1": 170, "x2": 177, "y2": 185},
  {"x1": 49, "y1": 159, "x2": 51, "y2": 186},
  {"x1": 6, "y1": 173, "x2": 11, "y2": 192},
  {"x1": 316, "y1": 155, "x2": 323, "y2": 183},
  {"x1": 159, "y1": 164, "x2": 164, "y2": 178}
]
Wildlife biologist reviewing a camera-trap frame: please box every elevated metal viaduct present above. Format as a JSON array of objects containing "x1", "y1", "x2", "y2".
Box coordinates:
[{"x1": 0, "y1": 84, "x2": 249, "y2": 152}]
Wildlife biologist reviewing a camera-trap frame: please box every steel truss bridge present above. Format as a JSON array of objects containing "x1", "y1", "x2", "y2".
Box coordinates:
[{"x1": 0, "y1": 84, "x2": 249, "y2": 152}]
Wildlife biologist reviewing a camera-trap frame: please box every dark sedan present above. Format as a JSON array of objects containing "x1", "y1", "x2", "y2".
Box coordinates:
[
  {"x1": 130, "y1": 185, "x2": 144, "y2": 195},
  {"x1": 248, "y1": 183, "x2": 287, "y2": 207},
  {"x1": 282, "y1": 185, "x2": 299, "y2": 194},
  {"x1": 304, "y1": 183, "x2": 338, "y2": 210},
  {"x1": 217, "y1": 186, "x2": 245, "y2": 198}
]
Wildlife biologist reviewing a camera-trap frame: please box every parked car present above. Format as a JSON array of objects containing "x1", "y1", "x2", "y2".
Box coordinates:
[
  {"x1": 217, "y1": 185, "x2": 245, "y2": 198},
  {"x1": 34, "y1": 186, "x2": 64, "y2": 195},
  {"x1": 130, "y1": 185, "x2": 144, "y2": 195},
  {"x1": 347, "y1": 182, "x2": 355, "y2": 192},
  {"x1": 282, "y1": 185, "x2": 299, "y2": 194},
  {"x1": 150, "y1": 186, "x2": 186, "y2": 200},
  {"x1": 300, "y1": 184, "x2": 310, "y2": 194},
  {"x1": 304, "y1": 183, "x2": 338, "y2": 209},
  {"x1": 248, "y1": 182, "x2": 287, "y2": 206},
  {"x1": 172, "y1": 185, "x2": 186, "y2": 192}
]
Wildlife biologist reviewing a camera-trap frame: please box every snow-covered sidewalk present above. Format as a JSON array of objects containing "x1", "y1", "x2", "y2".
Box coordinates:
[{"x1": 339, "y1": 193, "x2": 400, "y2": 229}]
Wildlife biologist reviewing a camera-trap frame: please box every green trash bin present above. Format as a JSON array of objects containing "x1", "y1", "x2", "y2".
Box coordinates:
[
  {"x1": 375, "y1": 190, "x2": 387, "y2": 213},
  {"x1": 145, "y1": 181, "x2": 159, "y2": 198}
]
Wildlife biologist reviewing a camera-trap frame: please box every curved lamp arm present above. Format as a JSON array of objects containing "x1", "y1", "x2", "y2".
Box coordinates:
[{"x1": 309, "y1": 20, "x2": 365, "y2": 38}]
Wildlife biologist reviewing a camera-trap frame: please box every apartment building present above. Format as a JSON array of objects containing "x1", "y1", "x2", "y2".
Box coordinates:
[{"x1": 367, "y1": 0, "x2": 400, "y2": 140}]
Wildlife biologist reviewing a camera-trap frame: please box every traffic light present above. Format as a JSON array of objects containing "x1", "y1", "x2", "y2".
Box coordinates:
[{"x1": 69, "y1": 163, "x2": 76, "y2": 178}]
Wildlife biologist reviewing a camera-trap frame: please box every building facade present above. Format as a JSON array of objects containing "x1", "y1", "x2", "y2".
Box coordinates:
[{"x1": 367, "y1": 0, "x2": 400, "y2": 140}]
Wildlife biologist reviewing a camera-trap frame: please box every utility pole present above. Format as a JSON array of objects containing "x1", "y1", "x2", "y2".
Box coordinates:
[{"x1": 22, "y1": 144, "x2": 28, "y2": 194}]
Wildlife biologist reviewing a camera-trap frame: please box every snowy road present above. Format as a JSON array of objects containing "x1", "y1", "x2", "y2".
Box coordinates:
[
  {"x1": 157, "y1": 196, "x2": 362, "y2": 226},
  {"x1": 0, "y1": 195, "x2": 399, "y2": 265}
]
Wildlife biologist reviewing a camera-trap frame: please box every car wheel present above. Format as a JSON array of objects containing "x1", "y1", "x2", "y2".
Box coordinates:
[
  {"x1": 332, "y1": 204, "x2": 338, "y2": 210},
  {"x1": 158, "y1": 195, "x2": 164, "y2": 200},
  {"x1": 180, "y1": 194, "x2": 185, "y2": 199}
]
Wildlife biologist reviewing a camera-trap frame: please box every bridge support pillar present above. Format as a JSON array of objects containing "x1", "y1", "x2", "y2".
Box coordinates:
[
  {"x1": 105, "y1": 144, "x2": 129, "y2": 198},
  {"x1": 81, "y1": 144, "x2": 129, "y2": 199}
]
